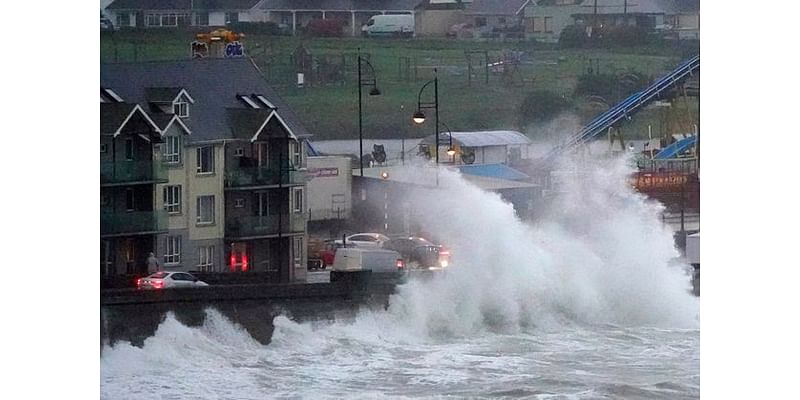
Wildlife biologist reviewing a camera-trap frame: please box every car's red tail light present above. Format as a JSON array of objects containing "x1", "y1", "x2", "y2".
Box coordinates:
[
  {"x1": 152, "y1": 279, "x2": 164, "y2": 289},
  {"x1": 396, "y1": 259, "x2": 405, "y2": 270},
  {"x1": 136, "y1": 278, "x2": 142, "y2": 288}
]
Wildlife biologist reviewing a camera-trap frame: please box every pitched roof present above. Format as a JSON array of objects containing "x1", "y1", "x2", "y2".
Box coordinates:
[
  {"x1": 261, "y1": 0, "x2": 422, "y2": 11},
  {"x1": 465, "y1": 0, "x2": 530, "y2": 16},
  {"x1": 573, "y1": 0, "x2": 693, "y2": 15},
  {"x1": 101, "y1": 58, "x2": 311, "y2": 143},
  {"x1": 107, "y1": 0, "x2": 262, "y2": 10},
  {"x1": 100, "y1": 103, "x2": 162, "y2": 137},
  {"x1": 421, "y1": 130, "x2": 532, "y2": 147}
]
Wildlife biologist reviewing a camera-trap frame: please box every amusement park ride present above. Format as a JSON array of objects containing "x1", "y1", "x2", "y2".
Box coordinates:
[
  {"x1": 526, "y1": 55, "x2": 701, "y2": 210},
  {"x1": 191, "y1": 29, "x2": 245, "y2": 59}
]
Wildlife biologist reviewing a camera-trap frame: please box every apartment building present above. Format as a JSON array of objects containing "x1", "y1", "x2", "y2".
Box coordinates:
[
  {"x1": 101, "y1": 58, "x2": 310, "y2": 282},
  {"x1": 100, "y1": 98, "x2": 169, "y2": 275}
]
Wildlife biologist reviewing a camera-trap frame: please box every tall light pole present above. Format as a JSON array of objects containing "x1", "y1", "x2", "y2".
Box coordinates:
[
  {"x1": 357, "y1": 47, "x2": 381, "y2": 177},
  {"x1": 411, "y1": 68, "x2": 439, "y2": 166}
]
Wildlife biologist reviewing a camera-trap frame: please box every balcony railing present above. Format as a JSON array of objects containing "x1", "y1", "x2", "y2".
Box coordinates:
[
  {"x1": 101, "y1": 210, "x2": 169, "y2": 236},
  {"x1": 224, "y1": 165, "x2": 306, "y2": 188},
  {"x1": 225, "y1": 213, "x2": 306, "y2": 238},
  {"x1": 101, "y1": 161, "x2": 168, "y2": 184}
]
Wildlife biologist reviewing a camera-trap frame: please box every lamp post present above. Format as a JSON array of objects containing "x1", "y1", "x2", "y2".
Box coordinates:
[
  {"x1": 357, "y1": 47, "x2": 381, "y2": 177},
  {"x1": 438, "y1": 121, "x2": 456, "y2": 164},
  {"x1": 411, "y1": 68, "x2": 439, "y2": 166}
]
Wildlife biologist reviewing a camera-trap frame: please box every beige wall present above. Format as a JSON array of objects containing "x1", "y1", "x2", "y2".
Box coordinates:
[{"x1": 186, "y1": 142, "x2": 226, "y2": 241}]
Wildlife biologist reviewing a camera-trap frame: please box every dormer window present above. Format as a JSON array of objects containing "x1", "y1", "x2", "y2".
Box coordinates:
[{"x1": 173, "y1": 101, "x2": 189, "y2": 118}]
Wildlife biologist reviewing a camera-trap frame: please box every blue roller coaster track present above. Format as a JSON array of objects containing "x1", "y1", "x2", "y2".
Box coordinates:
[{"x1": 545, "y1": 54, "x2": 700, "y2": 160}]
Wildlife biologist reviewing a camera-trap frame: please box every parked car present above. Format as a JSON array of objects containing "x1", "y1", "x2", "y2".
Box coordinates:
[
  {"x1": 137, "y1": 271, "x2": 209, "y2": 290},
  {"x1": 363, "y1": 14, "x2": 414, "y2": 38},
  {"x1": 381, "y1": 236, "x2": 450, "y2": 270},
  {"x1": 341, "y1": 233, "x2": 390, "y2": 248}
]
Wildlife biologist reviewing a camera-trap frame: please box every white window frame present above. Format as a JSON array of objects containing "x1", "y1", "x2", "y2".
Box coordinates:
[
  {"x1": 198, "y1": 246, "x2": 215, "y2": 272},
  {"x1": 163, "y1": 136, "x2": 181, "y2": 164},
  {"x1": 290, "y1": 140, "x2": 301, "y2": 168},
  {"x1": 173, "y1": 101, "x2": 189, "y2": 118},
  {"x1": 292, "y1": 187, "x2": 303, "y2": 213},
  {"x1": 146, "y1": 13, "x2": 161, "y2": 27},
  {"x1": 234, "y1": 147, "x2": 244, "y2": 157},
  {"x1": 234, "y1": 198, "x2": 246, "y2": 208},
  {"x1": 293, "y1": 237, "x2": 303, "y2": 269},
  {"x1": 125, "y1": 188, "x2": 135, "y2": 211},
  {"x1": 194, "y1": 12, "x2": 209, "y2": 26},
  {"x1": 163, "y1": 13, "x2": 177, "y2": 26},
  {"x1": 100, "y1": 143, "x2": 107, "y2": 153},
  {"x1": 196, "y1": 195, "x2": 215, "y2": 225},
  {"x1": 164, "y1": 236, "x2": 181, "y2": 265},
  {"x1": 163, "y1": 185, "x2": 182, "y2": 214},
  {"x1": 197, "y1": 146, "x2": 214, "y2": 174}
]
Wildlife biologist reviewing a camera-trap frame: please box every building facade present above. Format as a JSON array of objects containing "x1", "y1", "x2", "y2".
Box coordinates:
[{"x1": 101, "y1": 58, "x2": 311, "y2": 282}]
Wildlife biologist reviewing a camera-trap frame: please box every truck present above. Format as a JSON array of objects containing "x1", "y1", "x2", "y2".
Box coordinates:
[{"x1": 363, "y1": 15, "x2": 414, "y2": 38}]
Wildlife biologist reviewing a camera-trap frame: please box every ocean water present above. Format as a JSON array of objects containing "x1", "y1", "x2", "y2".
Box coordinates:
[{"x1": 101, "y1": 156, "x2": 699, "y2": 399}]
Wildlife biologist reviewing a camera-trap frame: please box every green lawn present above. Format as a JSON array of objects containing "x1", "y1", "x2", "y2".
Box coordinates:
[{"x1": 101, "y1": 31, "x2": 699, "y2": 141}]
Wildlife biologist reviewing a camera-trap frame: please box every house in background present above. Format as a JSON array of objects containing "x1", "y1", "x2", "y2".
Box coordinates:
[
  {"x1": 260, "y1": 0, "x2": 421, "y2": 37},
  {"x1": 101, "y1": 58, "x2": 311, "y2": 283},
  {"x1": 464, "y1": 0, "x2": 531, "y2": 37},
  {"x1": 413, "y1": 0, "x2": 471, "y2": 37},
  {"x1": 523, "y1": 0, "x2": 583, "y2": 43},
  {"x1": 105, "y1": 0, "x2": 267, "y2": 29}
]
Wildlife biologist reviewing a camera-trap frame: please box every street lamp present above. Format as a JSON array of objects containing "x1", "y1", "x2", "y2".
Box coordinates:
[
  {"x1": 438, "y1": 120, "x2": 456, "y2": 163},
  {"x1": 358, "y1": 47, "x2": 381, "y2": 177},
  {"x1": 411, "y1": 68, "x2": 439, "y2": 165}
]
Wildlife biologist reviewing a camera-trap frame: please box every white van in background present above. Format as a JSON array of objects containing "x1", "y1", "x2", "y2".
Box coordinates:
[
  {"x1": 332, "y1": 247, "x2": 405, "y2": 273},
  {"x1": 363, "y1": 14, "x2": 414, "y2": 38}
]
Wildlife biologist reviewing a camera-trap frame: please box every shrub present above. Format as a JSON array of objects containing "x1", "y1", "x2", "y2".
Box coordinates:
[
  {"x1": 559, "y1": 24, "x2": 589, "y2": 48},
  {"x1": 519, "y1": 90, "x2": 572, "y2": 126},
  {"x1": 602, "y1": 25, "x2": 649, "y2": 47},
  {"x1": 305, "y1": 19, "x2": 346, "y2": 37}
]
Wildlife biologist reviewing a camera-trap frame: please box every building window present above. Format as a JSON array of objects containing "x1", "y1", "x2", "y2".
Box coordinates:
[
  {"x1": 532, "y1": 17, "x2": 543, "y2": 33},
  {"x1": 234, "y1": 148, "x2": 244, "y2": 157},
  {"x1": 163, "y1": 185, "x2": 182, "y2": 214},
  {"x1": 225, "y1": 12, "x2": 239, "y2": 25},
  {"x1": 194, "y1": 12, "x2": 209, "y2": 26},
  {"x1": 164, "y1": 236, "x2": 181, "y2": 265},
  {"x1": 292, "y1": 188, "x2": 303, "y2": 213},
  {"x1": 293, "y1": 237, "x2": 303, "y2": 270},
  {"x1": 290, "y1": 141, "x2": 301, "y2": 168},
  {"x1": 176, "y1": 13, "x2": 190, "y2": 26},
  {"x1": 197, "y1": 146, "x2": 214, "y2": 174},
  {"x1": 116, "y1": 13, "x2": 130, "y2": 27},
  {"x1": 163, "y1": 13, "x2": 177, "y2": 26},
  {"x1": 198, "y1": 246, "x2": 215, "y2": 272},
  {"x1": 544, "y1": 17, "x2": 553, "y2": 33},
  {"x1": 475, "y1": 17, "x2": 487, "y2": 27},
  {"x1": 163, "y1": 136, "x2": 181, "y2": 164},
  {"x1": 173, "y1": 101, "x2": 188, "y2": 118},
  {"x1": 197, "y1": 195, "x2": 215, "y2": 225},
  {"x1": 125, "y1": 188, "x2": 135, "y2": 211},
  {"x1": 101, "y1": 193, "x2": 111, "y2": 207},
  {"x1": 100, "y1": 143, "x2": 107, "y2": 153},
  {"x1": 146, "y1": 14, "x2": 161, "y2": 26},
  {"x1": 234, "y1": 198, "x2": 245, "y2": 208},
  {"x1": 125, "y1": 139, "x2": 134, "y2": 160}
]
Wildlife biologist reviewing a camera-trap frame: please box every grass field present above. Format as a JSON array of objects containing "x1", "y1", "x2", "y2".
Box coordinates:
[{"x1": 101, "y1": 31, "x2": 699, "y2": 141}]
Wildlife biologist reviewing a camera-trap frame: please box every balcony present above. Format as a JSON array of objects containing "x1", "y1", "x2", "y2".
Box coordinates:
[
  {"x1": 101, "y1": 210, "x2": 169, "y2": 236},
  {"x1": 224, "y1": 165, "x2": 306, "y2": 188},
  {"x1": 225, "y1": 213, "x2": 306, "y2": 239},
  {"x1": 101, "y1": 161, "x2": 168, "y2": 185}
]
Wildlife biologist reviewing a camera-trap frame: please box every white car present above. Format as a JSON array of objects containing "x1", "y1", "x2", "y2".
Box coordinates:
[
  {"x1": 137, "y1": 271, "x2": 209, "y2": 290},
  {"x1": 340, "y1": 233, "x2": 390, "y2": 248}
]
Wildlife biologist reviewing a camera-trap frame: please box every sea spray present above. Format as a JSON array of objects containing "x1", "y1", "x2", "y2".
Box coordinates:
[{"x1": 380, "y1": 154, "x2": 697, "y2": 336}]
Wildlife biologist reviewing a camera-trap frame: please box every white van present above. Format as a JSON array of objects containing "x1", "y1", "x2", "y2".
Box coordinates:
[
  {"x1": 332, "y1": 247, "x2": 405, "y2": 273},
  {"x1": 363, "y1": 15, "x2": 414, "y2": 38}
]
